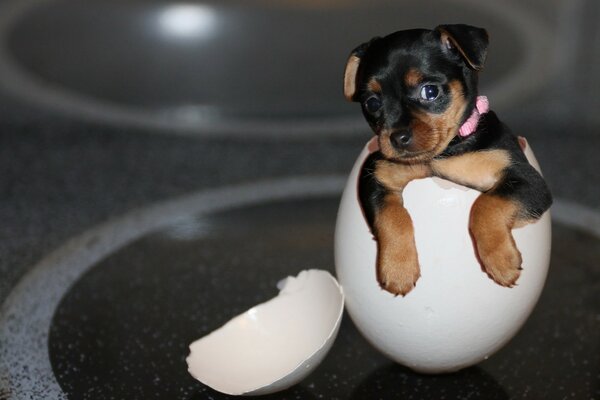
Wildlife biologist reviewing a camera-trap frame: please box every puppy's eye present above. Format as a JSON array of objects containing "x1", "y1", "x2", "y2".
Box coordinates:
[
  {"x1": 419, "y1": 84, "x2": 440, "y2": 101},
  {"x1": 364, "y1": 96, "x2": 382, "y2": 114}
]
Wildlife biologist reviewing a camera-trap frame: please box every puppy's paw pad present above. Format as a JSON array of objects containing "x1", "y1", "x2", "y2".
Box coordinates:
[
  {"x1": 479, "y1": 244, "x2": 523, "y2": 287},
  {"x1": 377, "y1": 259, "x2": 421, "y2": 296},
  {"x1": 487, "y1": 264, "x2": 521, "y2": 287},
  {"x1": 379, "y1": 278, "x2": 417, "y2": 297}
]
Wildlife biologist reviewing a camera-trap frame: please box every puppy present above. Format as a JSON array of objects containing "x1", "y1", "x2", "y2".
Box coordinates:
[{"x1": 343, "y1": 24, "x2": 552, "y2": 296}]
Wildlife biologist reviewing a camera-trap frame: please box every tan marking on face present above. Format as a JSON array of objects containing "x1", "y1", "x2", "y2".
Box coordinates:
[
  {"x1": 406, "y1": 119, "x2": 442, "y2": 155},
  {"x1": 377, "y1": 129, "x2": 396, "y2": 160},
  {"x1": 404, "y1": 68, "x2": 423, "y2": 87},
  {"x1": 378, "y1": 80, "x2": 468, "y2": 163},
  {"x1": 374, "y1": 193, "x2": 420, "y2": 296},
  {"x1": 469, "y1": 194, "x2": 523, "y2": 287},
  {"x1": 377, "y1": 129, "x2": 432, "y2": 163},
  {"x1": 344, "y1": 55, "x2": 361, "y2": 101},
  {"x1": 367, "y1": 78, "x2": 382, "y2": 93},
  {"x1": 374, "y1": 160, "x2": 432, "y2": 191},
  {"x1": 431, "y1": 149, "x2": 511, "y2": 191},
  {"x1": 411, "y1": 80, "x2": 468, "y2": 156}
]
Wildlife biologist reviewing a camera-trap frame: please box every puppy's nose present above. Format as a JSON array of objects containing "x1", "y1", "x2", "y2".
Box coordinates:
[{"x1": 390, "y1": 130, "x2": 412, "y2": 150}]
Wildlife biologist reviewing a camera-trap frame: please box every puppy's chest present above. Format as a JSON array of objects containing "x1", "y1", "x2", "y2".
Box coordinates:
[
  {"x1": 374, "y1": 149, "x2": 511, "y2": 193},
  {"x1": 431, "y1": 149, "x2": 511, "y2": 191}
]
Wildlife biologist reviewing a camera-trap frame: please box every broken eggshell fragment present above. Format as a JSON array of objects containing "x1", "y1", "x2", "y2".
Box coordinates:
[{"x1": 186, "y1": 269, "x2": 344, "y2": 396}]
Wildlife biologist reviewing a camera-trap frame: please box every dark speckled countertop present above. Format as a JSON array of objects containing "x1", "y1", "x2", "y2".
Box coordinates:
[{"x1": 0, "y1": 0, "x2": 599, "y2": 399}]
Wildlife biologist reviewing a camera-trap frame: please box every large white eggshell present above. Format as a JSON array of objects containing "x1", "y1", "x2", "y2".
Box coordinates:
[
  {"x1": 186, "y1": 269, "x2": 344, "y2": 395},
  {"x1": 335, "y1": 139, "x2": 552, "y2": 373}
]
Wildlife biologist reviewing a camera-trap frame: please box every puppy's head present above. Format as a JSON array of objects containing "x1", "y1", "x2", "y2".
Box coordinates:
[{"x1": 344, "y1": 24, "x2": 488, "y2": 163}]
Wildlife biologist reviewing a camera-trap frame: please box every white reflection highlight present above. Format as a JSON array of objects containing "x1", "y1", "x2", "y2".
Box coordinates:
[
  {"x1": 157, "y1": 4, "x2": 217, "y2": 39},
  {"x1": 162, "y1": 217, "x2": 212, "y2": 240}
]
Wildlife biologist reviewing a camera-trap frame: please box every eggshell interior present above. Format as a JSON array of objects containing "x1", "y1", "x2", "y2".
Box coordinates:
[
  {"x1": 335, "y1": 139, "x2": 552, "y2": 373},
  {"x1": 186, "y1": 269, "x2": 344, "y2": 395}
]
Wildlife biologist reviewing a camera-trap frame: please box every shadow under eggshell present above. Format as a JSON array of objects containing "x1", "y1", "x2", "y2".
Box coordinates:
[{"x1": 334, "y1": 140, "x2": 552, "y2": 373}]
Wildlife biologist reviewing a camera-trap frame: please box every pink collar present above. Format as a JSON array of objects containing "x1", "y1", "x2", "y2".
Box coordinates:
[{"x1": 458, "y1": 96, "x2": 489, "y2": 137}]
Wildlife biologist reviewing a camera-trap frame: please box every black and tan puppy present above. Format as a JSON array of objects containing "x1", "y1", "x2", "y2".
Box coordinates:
[{"x1": 344, "y1": 24, "x2": 552, "y2": 296}]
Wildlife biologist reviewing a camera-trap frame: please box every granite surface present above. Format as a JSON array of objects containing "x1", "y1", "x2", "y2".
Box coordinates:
[
  {"x1": 0, "y1": 0, "x2": 598, "y2": 399},
  {"x1": 44, "y1": 199, "x2": 600, "y2": 399}
]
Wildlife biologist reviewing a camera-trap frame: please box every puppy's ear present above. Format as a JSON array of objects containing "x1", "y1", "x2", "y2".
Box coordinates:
[
  {"x1": 343, "y1": 38, "x2": 378, "y2": 102},
  {"x1": 435, "y1": 24, "x2": 489, "y2": 70}
]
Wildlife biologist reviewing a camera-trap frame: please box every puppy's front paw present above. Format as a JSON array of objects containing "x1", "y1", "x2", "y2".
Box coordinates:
[
  {"x1": 372, "y1": 193, "x2": 421, "y2": 296},
  {"x1": 376, "y1": 247, "x2": 421, "y2": 296},
  {"x1": 476, "y1": 237, "x2": 522, "y2": 287},
  {"x1": 470, "y1": 194, "x2": 525, "y2": 288}
]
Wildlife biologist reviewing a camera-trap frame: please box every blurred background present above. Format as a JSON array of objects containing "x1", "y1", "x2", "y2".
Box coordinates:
[{"x1": 0, "y1": 0, "x2": 598, "y2": 399}]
